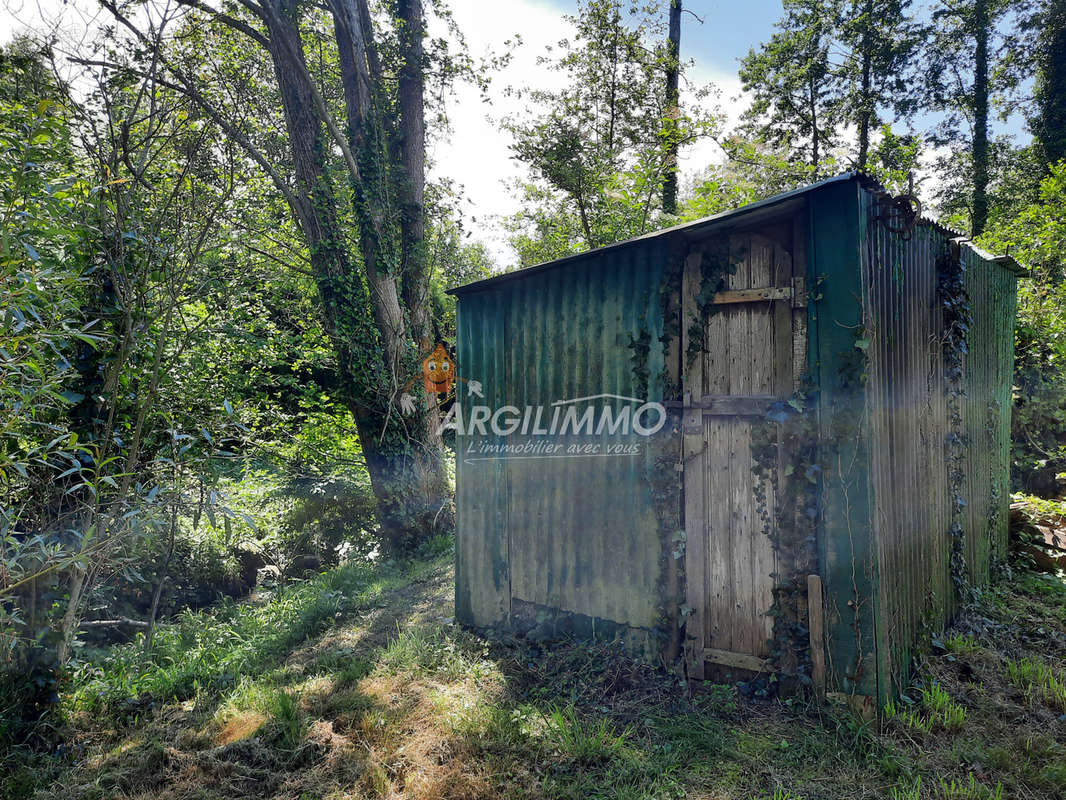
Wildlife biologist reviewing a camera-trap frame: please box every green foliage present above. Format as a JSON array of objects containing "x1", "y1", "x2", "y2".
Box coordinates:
[
  {"x1": 505, "y1": 0, "x2": 718, "y2": 263},
  {"x1": 939, "y1": 775, "x2": 1004, "y2": 800},
  {"x1": 739, "y1": 0, "x2": 841, "y2": 170},
  {"x1": 67, "y1": 558, "x2": 415, "y2": 713},
  {"x1": 883, "y1": 681, "x2": 968, "y2": 733},
  {"x1": 542, "y1": 704, "x2": 634, "y2": 765},
  {"x1": 920, "y1": 681, "x2": 967, "y2": 730},
  {"x1": 0, "y1": 95, "x2": 96, "y2": 501},
  {"x1": 1033, "y1": 0, "x2": 1066, "y2": 168},
  {"x1": 681, "y1": 138, "x2": 821, "y2": 221},
  {"x1": 1005, "y1": 656, "x2": 1066, "y2": 712},
  {"x1": 981, "y1": 161, "x2": 1066, "y2": 492},
  {"x1": 748, "y1": 790, "x2": 804, "y2": 800}
]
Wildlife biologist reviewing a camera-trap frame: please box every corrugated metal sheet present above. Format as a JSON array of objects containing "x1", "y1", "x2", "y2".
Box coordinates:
[
  {"x1": 861, "y1": 204, "x2": 953, "y2": 700},
  {"x1": 454, "y1": 173, "x2": 1019, "y2": 702},
  {"x1": 454, "y1": 239, "x2": 672, "y2": 643},
  {"x1": 860, "y1": 189, "x2": 1017, "y2": 700},
  {"x1": 809, "y1": 178, "x2": 880, "y2": 699},
  {"x1": 449, "y1": 173, "x2": 884, "y2": 297},
  {"x1": 960, "y1": 248, "x2": 1016, "y2": 573}
]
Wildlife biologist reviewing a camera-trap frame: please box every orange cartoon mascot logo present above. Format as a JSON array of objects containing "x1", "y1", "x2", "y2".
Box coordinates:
[
  {"x1": 399, "y1": 343, "x2": 480, "y2": 415},
  {"x1": 422, "y1": 343, "x2": 455, "y2": 396}
]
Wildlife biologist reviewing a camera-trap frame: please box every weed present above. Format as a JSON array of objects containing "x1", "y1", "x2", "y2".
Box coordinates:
[
  {"x1": 268, "y1": 690, "x2": 305, "y2": 753},
  {"x1": 939, "y1": 774, "x2": 1003, "y2": 799},
  {"x1": 749, "y1": 789, "x2": 803, "y2": 800},
  {"x1": 943, "y1": 633, "x2": 981, "y2": 656},
  {"x1": 1005, "y1": 656, "x2": 1066, "y2": 712},
  {"x1": 825, "y1": 706, "x2": 880, "y2": 759},
  {"x1": 884, "y1": 699, "x2": 933, "y2": 734},
  {"x1": 921, "y1": 682, "x2": 967, "y2": 731},
  {"x1": 890, "y1": 776, "x2": 921, "y2": 800},
  {"x1": 314, "y1": 649, "x2": 372, "y2": 684},
  {"x1": 374, "y1": 625, "x2": 493, "y2": 681},
  {"x1": 68, "y1": 559, "x2": 417, "y2": 714},
  {"x1": 542, "y1": 704, "x2": 632, "y2": 765}
]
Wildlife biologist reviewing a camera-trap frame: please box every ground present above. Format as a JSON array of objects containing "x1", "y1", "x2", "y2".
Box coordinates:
[{"x1": 8, "y1": 547, "x2": 1066, "y2": 800}]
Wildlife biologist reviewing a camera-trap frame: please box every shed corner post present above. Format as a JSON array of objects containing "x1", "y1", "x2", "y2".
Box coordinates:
[{"x1": 807, "y1": 179, "x2": 881, "y2": 707}]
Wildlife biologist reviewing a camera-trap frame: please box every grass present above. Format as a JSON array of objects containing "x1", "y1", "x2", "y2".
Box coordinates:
[
  {"x1": 7, "y1": 547, "x2": 1066, "y2": 800},
  {"x1": 881, "y1": 682, "x2": 968, "y2": 735},
  {"x1": 67, "y1": 556, "x2": 426, "y2": 715},
  {"x1": 1005, "y1": 655, "x2": 1066, "y2": 712}
]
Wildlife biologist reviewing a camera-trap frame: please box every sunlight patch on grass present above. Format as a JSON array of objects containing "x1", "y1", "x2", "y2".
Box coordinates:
[{"x1": 214, "y1": 710, "x2": 268, "y2": 745}]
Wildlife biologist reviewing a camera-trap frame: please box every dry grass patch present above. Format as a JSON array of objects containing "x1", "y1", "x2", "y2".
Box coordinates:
[{"x1": 213, "y1": 710, "x2": 268, "y2": 745}]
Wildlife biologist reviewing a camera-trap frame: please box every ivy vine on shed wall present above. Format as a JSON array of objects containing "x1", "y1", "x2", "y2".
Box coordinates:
[{"x1": 936, "y1": 244, "x2": 973, "y2": 598}]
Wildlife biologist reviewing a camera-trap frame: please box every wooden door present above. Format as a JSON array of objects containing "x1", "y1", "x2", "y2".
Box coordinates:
[{"x1": 681, "y1": 223, "x2": 805, "y2": 678}]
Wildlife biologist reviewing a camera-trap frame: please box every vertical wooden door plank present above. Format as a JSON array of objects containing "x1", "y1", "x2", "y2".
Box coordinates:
[{"x1": 682, "y1": 250, "x2": 706, "y2": 678}]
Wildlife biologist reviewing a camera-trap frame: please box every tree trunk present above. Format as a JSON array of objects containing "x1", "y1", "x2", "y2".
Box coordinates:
[
  {"x1": 809, "y1": 72, "x2": 819, "y2": 171},
  {"x1": 971, "y1": 0, "x2": 990, "y2": 236},
  {"x1": 144, "y1": 498, "x2": 178, "y2": 652},
  {"x1": 55, "y1": 565, "x2": 85, "y2": 665},
  {"x1": 855, "y1": 0, "x2": 874, "y2": 169},
  {"x1": 1036, "y1": 0, "x2": 1066, "y2": 170},
  {"x1": 262, "y1": 0, "x2": 448, "y2": 549},
  {"x1": 662, "y1": 0, "x2": 681, "y2": 215},
  {"x1": 397, "y1": 0, "x2": 430, "y2": 354}
]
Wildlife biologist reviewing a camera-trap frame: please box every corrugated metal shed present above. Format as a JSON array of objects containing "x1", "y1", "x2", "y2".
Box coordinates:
[{"x1": 450, "y1": 173, "x2": 1022, "y2": 707}]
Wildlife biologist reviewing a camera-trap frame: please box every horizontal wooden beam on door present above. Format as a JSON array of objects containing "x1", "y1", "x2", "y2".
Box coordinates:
[
  {"x1": 691, "y1": 394, "x2": 781, "y2": 416},
  {"x1": 711, "y1": 287, "x2": 792, "y2": 305}
]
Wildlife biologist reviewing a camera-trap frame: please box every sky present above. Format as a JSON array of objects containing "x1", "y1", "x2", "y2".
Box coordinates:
[
  {"x1": 0, "y1": 0, "x2": 1035, "y2": 266},
  {"x1": 432, "y1": 0, "x2": 754, "y2": 263}
]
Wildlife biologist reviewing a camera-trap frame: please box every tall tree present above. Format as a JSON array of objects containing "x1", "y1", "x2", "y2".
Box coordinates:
[
  {"x1": 1034, "y1": 0, "x2": 1066, "y2": 169},
  {"x1": 97, "y1": 0, "x2": 456, "y2": 548},
  {"x1": 739, "y1": 0, "x2": 841, "y2": 173},
  {"x1": 505, "y1": 0, "x2": 716, "y2": 259},
  {"x1": 837, "y1": 0, "x2": 915, "y2": 169},
  {"x1": 661, "y1": 0, "x2": 682, "y2": 215},
  {"x1": 921, "y1": 0, "x2": 1021, "y2": 236}
]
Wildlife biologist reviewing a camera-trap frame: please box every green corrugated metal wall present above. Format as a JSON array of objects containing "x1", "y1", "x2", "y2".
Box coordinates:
[
  {"x1": 454, "y1": 175, "x2": 1018, "y2": 704},
  {"x1": 808, "y1": 180, "x2": 880, "y2": 699},
  {"x1": 853, "y1": 187, "x2": 1018, "y2": 704},
  {"x1": 454, "y1": 239, "x2": 673, "y2": 648}
]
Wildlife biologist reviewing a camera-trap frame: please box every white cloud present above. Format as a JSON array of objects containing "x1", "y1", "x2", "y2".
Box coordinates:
[{"x1": 427, "y1": 0, "x2": 572, "y2": 267}]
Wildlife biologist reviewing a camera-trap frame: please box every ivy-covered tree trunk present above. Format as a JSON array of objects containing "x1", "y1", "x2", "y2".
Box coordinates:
[
  {"x1": 971, "y1": 0, "x2": 990, "y2": 236},
  {"x1": 1036, "y1": 0, "x2": 1066, "y2": 170},
  {"x1": 261, "y1": 0, "x2": 449, "y2": 549},
  {"x1": 662, "y1": 0, "x2": 681, "y2": 215}
]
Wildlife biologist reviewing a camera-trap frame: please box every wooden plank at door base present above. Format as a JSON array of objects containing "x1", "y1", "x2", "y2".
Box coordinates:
[
  {"x1": 702, "y1": 648, "x2": 769, "y2": 672},
  {"x1": 807, "y1": 574, "x2": 826, "y2": 698},
  {"x1": 712, "y1": 287, "x2": 792, "y2": 305}
]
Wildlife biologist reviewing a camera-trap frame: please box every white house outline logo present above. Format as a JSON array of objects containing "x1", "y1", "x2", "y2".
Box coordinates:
[{"x1": 442, "y1": 392, "x2": 668, "y2": 464}]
